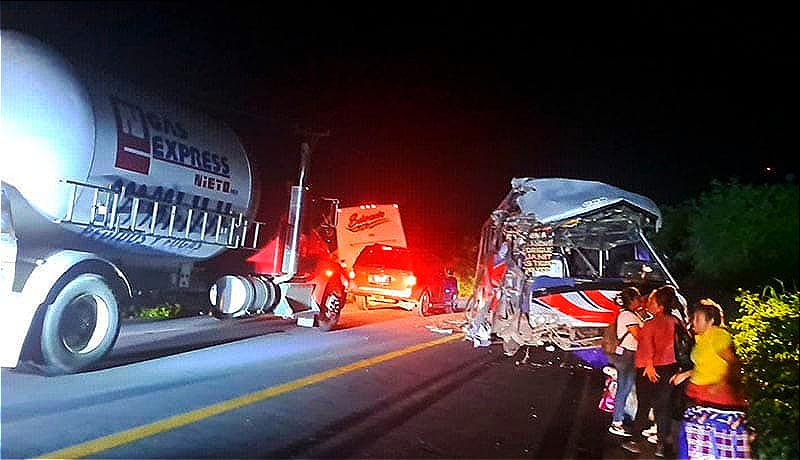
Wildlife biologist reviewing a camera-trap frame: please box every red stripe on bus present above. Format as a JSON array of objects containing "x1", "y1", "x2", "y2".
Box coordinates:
[{"x1": 537, "y1": 292, "x2": 616, "y2": 324}]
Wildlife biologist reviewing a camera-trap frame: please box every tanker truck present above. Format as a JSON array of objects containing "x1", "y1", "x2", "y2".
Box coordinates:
[{"x1": 0, "y1": 29, "x2": 346, "y2": 374}]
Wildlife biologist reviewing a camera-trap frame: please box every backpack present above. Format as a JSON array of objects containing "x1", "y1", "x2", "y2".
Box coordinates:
[{"x1": 601, "y1": 310, "x2": 629, "y2": 355}]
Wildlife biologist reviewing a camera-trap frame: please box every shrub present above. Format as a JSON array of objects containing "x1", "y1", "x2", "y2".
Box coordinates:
[
  {"x1": 730, "y1": 284, "x2": 799, "y2": 460},
  {"x1": 136, "y1": 303, "x2": 182, "y2": 320},
  {"x1": 446, "y1": 234, "x2": 479, "y2": 299}
]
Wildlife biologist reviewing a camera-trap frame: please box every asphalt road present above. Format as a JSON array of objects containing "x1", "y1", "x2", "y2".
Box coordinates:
[{"x1": 1, "y1": 303, "x2": 659, "y2": 459}]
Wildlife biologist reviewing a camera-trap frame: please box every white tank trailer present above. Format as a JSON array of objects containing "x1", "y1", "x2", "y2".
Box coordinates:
[{"x1": 1, "y1": 30, "x2": 346, "y2": 374}]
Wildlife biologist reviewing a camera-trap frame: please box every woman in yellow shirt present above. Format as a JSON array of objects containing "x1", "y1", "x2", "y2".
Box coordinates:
[
  {"x1": 670, "y1": 299, "x2": 745, "y2": 407},
  {"x1": 670, "y1": 299, "x2": 750, "y2": 459}
]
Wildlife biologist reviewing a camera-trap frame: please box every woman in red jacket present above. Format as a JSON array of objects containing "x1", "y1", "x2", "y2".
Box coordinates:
[{"x1": 622, "y1": 285, "x2": 681, "y2": 457}]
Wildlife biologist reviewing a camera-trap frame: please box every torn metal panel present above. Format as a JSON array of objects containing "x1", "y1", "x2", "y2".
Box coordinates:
[{"x1": 465, "y1": 177, "x2": 679, "y2": 354}]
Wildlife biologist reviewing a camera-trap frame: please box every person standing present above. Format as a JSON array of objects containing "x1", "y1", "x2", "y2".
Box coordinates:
[
  {"x1": 670, "y1": 299, "x2": 749, "y2": 459},
  {"x1": 669, "y1": 288, "x2": 695, "y2": 450},
  {"x1": 622, "y1": 285, "x2": 681, "y2": 457},
  {"x1": 608, "y1": 287, "x2": 644, "y2": 437}
]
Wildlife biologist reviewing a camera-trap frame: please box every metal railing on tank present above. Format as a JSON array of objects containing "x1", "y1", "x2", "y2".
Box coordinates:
[{"x1": 57, "y1": 179, "x2": 266, "y2": 250}]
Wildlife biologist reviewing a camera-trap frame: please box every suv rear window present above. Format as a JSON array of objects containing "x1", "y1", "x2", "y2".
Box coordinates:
[{"x1": 354, "y1": 246, "x2": 413, "y2": 270}]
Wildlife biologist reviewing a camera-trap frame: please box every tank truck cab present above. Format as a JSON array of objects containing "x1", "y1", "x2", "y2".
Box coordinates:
[
  {"x1": 465, "y1": 178, "x2": 679, "y2": 355},
  {"x1": 209, "y1": 144, "x2": 349, "y2": 331}
]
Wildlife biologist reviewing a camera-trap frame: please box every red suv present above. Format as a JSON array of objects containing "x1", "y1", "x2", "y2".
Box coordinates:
[{"x1": 348, "y1": 244, "x2": 457, "y2": 316}]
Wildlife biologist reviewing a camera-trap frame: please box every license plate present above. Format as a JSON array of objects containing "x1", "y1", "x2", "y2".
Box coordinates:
[{"x1": 368, "y1": 274, "x2": 390, "y2": 284}]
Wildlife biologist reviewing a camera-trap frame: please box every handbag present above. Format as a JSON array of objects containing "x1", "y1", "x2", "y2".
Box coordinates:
[{"x1": 598, "y1": 373, "x2": 617, "y2": 413}]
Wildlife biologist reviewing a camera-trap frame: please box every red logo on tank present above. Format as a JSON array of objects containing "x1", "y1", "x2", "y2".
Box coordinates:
[{"x1": 111, "y1": 97, "x2": 151, "y2": 175}]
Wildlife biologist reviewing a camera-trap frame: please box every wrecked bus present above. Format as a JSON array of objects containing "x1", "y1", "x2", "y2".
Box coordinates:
[{"x1": 464, "y1": 177, "x2": 679, "y2": 355}]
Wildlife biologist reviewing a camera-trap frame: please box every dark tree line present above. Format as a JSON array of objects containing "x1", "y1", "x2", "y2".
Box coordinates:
[{"x1": 652, "y1": 179, "x2": 799, "y2": 310}]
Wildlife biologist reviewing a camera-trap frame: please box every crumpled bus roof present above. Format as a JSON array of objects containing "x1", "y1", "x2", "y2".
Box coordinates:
[{"x1": 503, "y1": 177, "x2": 662, "y2": 231}]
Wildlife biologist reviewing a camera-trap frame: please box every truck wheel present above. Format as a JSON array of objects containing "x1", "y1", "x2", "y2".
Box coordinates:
[
  {"x1": 317, "y1": 280, "x2": 344, "y2": 331},
  {"x1": 40, "y1": 274, "x2": 120, "y2": 374},
  {"x1": 417, "y1": 289, "x2": 432, "y2": 317}
]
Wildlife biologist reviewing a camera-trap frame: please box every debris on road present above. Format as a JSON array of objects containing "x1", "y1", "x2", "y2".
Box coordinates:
[
  {"x1": 425, "y1": 317, "x2": 469, "y2": 335},
  {"x1": 425, "y1": 325, "x2": 454, "y2": 335},
  {"x1": 444, "y1": 319, "x2": 467, "y2": 327},
  {"x1": 464, "y1": 321, "x2": 492, "y2": 347}
]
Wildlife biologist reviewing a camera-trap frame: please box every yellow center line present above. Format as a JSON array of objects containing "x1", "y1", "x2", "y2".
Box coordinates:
[{"x1": 38, "y1": 333, "x2": 465, "y2": 459}]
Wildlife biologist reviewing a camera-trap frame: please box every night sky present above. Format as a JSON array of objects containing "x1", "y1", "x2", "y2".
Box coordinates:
[{"x1": 2, "y1": 2, "x2": 794, "y2": 257}]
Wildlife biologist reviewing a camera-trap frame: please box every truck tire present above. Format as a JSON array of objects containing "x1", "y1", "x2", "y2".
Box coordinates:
[
  {"x1": 40, "y1": 274, "x2": 120, "y2": 374},
  {"x1": 317, "y1": 279, "x2": 344, "y2": 331},
  {"x1": 417, "y1": 289, "x2": 432, "y2": 317}
]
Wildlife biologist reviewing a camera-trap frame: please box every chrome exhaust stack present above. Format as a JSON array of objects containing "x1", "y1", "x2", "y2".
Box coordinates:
[{"x1": 281, "y1": 142, "x2": 310, "y2": 277}]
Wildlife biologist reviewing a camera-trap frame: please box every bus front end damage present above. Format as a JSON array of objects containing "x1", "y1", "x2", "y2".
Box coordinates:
[{"x1": 464, "y1": 178, "x2": 679, "y2": 355}]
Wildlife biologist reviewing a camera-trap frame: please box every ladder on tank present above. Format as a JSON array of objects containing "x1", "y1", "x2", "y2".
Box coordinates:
[{"x1": 56, "y1": 179, "x2": 266, "y2": 249}]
